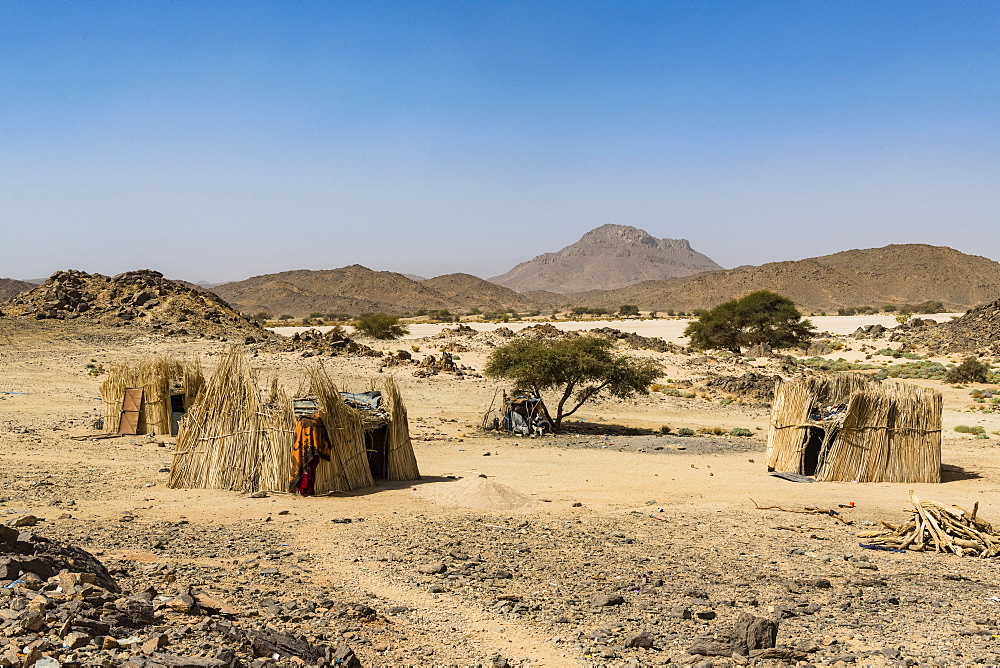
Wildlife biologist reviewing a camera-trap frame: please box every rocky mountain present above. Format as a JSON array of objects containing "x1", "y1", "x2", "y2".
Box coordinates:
[
  {"x1": 0, "y1": 278, "x2": 33, "y2": 301},
  {"x1": 0, "y1": 269, "x2": 270, "y2": 340},
  {"x1": 213, "y1": 266, "x2": 552, "y2": 317},
  {"x1": 489, "y1": 224, "x2": 723, "y2": 293},
  {"x1": 571, "y1": 244, "x2": 1000, "y2": 313}
]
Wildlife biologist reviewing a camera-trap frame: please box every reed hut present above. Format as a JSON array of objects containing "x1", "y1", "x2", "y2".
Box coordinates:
[
  {"x1": 100, "y1": 356, "x2": 205, "y2": 436},
  {"x1": 168, "y1": 349, "x2": 420, "y2": 495},
  {"x1": 767, "y1": 373, "x2": 942, "y2": 483}
]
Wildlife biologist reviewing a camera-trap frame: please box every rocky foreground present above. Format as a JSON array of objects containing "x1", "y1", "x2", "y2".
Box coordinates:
[{"x1": 4, "y1": 495, "x2": 1000, "y2": 667}]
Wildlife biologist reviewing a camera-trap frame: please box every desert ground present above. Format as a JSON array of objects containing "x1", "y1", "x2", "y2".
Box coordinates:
[{"x1": 2, "y1": 316, "x2": 999, "y2": 667}]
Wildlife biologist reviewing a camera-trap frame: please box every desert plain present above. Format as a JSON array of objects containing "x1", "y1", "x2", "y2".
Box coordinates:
[{"x1": 1, "y1": 314, "x2": 1000, "y2": 668}]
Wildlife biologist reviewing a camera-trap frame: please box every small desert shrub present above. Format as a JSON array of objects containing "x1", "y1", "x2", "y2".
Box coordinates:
[
  {"x1": 720, "y1": 397, "x2": 734, "y2": 405},
  {"x1": 698, "y1": 426, "x2": 726, "y2": 436},
  {"x1": 649, "y1": 383, "x2": 664, "y2": 393},
  {"x1": 676, "y1": 428, "x2": 695, "y2": 437},
  {"x1": 954, "y1": 425, "x2": 986, "y2": 435},
  {"x1": 974, "y1": 433, "x2": 990, "y2": 439},
  {"x1": 659, "y1": 425, "x2": 672, "y2": 435},
  {"x1": 729, "y1": 427, "x2": 754, "y2": 437},
  {"x1": 885, "y1": 360, "x2": 949, "y2": 380},
  {"x1": 411, "y1": 345, "x2": 421, "y2": 352},
  {"x1": 946, "y1": 357, "x2": 990, "y2": 384}
]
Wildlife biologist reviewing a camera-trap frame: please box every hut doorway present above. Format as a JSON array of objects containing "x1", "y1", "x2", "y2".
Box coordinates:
[
  {"x1": 365, "y1": 426, "x2": 389, "y2": 480},
  {"x1": 170, "y1": 393, "x2": 186, "y2": 436},
  {"x1": 803, "y1": 426, "x2": 824, "y2": 476}
]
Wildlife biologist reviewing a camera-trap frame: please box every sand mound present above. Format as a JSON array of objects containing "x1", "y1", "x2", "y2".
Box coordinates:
[{"x1": 419, "y1": 476, "x2": 538, "y2": 512}]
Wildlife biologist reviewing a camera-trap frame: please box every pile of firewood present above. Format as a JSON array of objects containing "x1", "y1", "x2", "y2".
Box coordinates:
[{"x1": 858, "y1": 492, "x2": 1000, "y2": 557}]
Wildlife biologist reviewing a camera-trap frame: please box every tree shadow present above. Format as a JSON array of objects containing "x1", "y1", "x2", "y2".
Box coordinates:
[
  {"x1": 556, "y1": 422, "x2": 658, "y2": 436},
  {"x1": 940, "y1": 463, "x2": 983, "y2": 482}
]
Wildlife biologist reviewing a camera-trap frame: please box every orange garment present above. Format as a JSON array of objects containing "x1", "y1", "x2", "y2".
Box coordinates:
[{"x1": 290, "y1": 415, "x2": 331, "y2": 496}]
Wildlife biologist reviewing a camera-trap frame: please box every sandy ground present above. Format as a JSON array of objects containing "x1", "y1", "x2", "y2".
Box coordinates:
[{"x1": 2, "y1": 318, "x2": 999, "y2": 666}]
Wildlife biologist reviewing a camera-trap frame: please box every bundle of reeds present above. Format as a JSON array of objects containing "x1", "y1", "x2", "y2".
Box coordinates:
[
  {"x1": 766, "y1": 378, "x2": 815, "y2": 471},
  {"x1": 858, "y1": 492, "x2": 999, "y2": 557},
  {"x1": 306, "y1": 365, "x2": 373, "y2": 493},
  {"x1": 383, "y1": 376, "x2": 420, "y2": 481},
  {"x1": 101, "y1": 356, "x2": 204, "y2": 435},
  {"x1": 169, "y1": 349, "x2": 292, "y2": 492}
]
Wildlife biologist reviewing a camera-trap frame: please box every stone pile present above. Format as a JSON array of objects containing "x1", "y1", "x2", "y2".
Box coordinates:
[
  {"x1": 852, "y1": 323, "x2": 888, "y2": 339},
  {"x1": 703, "y1": 372, "x2": 779, "y2": 403},
  {"x1": 0, "y1": 527, "x2": 361, "y2": 667},
  {"x1": 899, "y1": 298, "x2": 1000, "y2": 355},
  {"x1": 590, "y1": 327, "x2": 679, "y2": 353},
  {"x1": 0, "y1": 270, "x2": 272, "y2": 342},
  {"x1": 411, "y1": 352, "x2": 479, "y2": 379},
  {"x1": 284, "y1": 328, "x2": 380, "y2": 357}
]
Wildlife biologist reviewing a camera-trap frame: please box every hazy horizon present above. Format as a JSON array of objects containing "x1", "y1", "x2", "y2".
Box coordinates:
[
  {"x1": 5, "y1": 234, "x2": 1000, "y2": 287},
  {"x1": 3, "y1": 2, "x2": 997, "y2": 282}
]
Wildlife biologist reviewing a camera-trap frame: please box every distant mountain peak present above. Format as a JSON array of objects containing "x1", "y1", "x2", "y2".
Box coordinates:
[
  {"x1": 489, "y1": 225, "x2": 721, "y2": 293},
  {"x1": 579, "y1": 224, "x2": 675, "y2": 248}
]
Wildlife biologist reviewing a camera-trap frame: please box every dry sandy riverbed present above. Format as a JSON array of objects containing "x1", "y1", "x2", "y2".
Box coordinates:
[{"x1": 270, "y1": 313, "x2": 965, "y2": 342}]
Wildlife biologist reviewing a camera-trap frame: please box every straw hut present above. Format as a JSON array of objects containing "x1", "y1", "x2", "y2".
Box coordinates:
[
  {"x1": 167, "y1": 349, "x2": 420, "y2": 494},
  {"x1": 100, "y1": 356, "x2": 205, "y2": 436},
  {"x1": 767, "y1": 373, "x2": 942, "y2": 483}
]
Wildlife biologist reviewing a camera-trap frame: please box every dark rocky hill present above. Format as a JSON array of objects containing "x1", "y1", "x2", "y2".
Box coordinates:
[
  {"x1": 902, "y1": 297, "x2": 1000, "y2": 355},
  {"x1": 213, "y1": 266, "x2": 555, "y2": 317}
]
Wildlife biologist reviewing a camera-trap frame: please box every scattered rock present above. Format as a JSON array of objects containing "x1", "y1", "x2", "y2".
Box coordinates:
[
  {"x1": 589, "y1": 593, "x2": 625, "y2": 607},
  {"x1": 417, "y1": 561, "x2": 447, "y2": 575}
]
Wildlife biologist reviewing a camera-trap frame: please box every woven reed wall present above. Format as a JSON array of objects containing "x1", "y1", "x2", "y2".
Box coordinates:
[
  {"x1": 384, "y1": 376, "x2": 421, "y2": 481},
  {"x1": 817, "y1": 382, "x2": 942, "y2": 483}
]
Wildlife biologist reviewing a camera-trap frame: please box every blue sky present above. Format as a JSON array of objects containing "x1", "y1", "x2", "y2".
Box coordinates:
[{"x1": 2, "y1": 1, "x2": 997, "y2": 282}]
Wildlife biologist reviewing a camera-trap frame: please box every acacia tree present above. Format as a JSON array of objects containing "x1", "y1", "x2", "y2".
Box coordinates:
[
  {"x1": 685, "y1": 291, "x2": 814, "y2": 353},
  {"x1": 353, "y1": 313, "x2": 408, "y2": 340},
  {"x1": 484, "y1": 336, "x2": 662, "y2": 430}
]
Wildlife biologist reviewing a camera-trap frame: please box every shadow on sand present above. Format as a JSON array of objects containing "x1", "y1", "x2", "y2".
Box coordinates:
[
  {"x1": 940, "y1": 463, "x2": 982, "y2": 482},
  {"x1": 317, "y1": 475, "x2": 460, "y2": 499}
]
